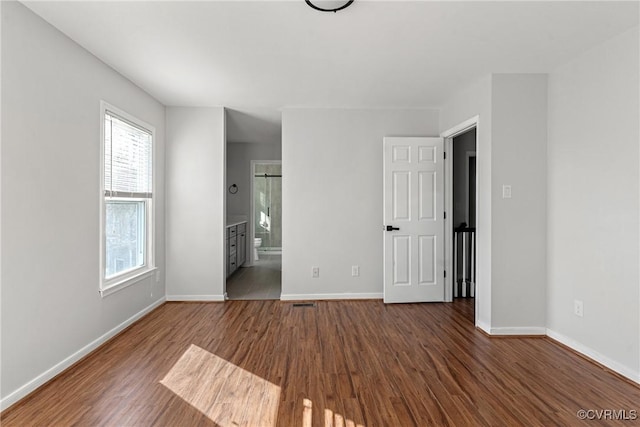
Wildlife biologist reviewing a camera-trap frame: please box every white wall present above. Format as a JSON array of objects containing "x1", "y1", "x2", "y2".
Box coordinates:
[
  {"x1": 440, "y1": 75, "x2": 493, "y2": 330},
  {"x1": 547, "y1": 26, "x2": 639, "y2": 380},
  {"x1": 440, "y1": 74, "x2": 548, "y2": 334},
  {"x1": 226, "y1": 142, "x2": 281, "y2": 218},
  {"x1": 1, "y1": 2, "x2": 166, "y2": 408},
  {"x1": 166, "y1": 107, "x2": 226, "y2": 300},
  {"x1": 281, "y1": 108, "x2": 439, "y2": 299},
  {"x1": 491, "y1": 74, "x2": 547, "y2": 331}
]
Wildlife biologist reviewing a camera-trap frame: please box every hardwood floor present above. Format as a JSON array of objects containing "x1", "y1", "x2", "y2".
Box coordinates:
[{"x1": 3, "y1": 299, "x2": 640, "y2": 426}]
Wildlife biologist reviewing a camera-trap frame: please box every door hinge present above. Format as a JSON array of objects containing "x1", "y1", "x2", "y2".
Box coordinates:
[
  {"x1": 444, "y1": 270, "x2": 447, "y2": 278},
  {"x1": 444, "y1": 211, "x2": 447, "y2": 220},
  {"x1": 444, "y1": 151, "x2": 447, "y2": 160}
]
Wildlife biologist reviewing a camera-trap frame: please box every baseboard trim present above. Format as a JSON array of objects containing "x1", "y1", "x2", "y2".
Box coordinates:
[
  {"x1": 165, "y1": 294, "x2": 225, "y2": 302},
  {"x1": 280, "y1": 292, "x2": 383, "y2": 301},
  {"x1": 546, "y1": 329, "x2": 640, "y2": 384},
  {"x1": 0, "y1": 297, "x2": 166, "y2": 412},
  {"x1": 476, "y1": 320, "x2": 491, "y2": 335},
  {"x1": 489, "y1": 326, "x2": 546, "y2": 336}
]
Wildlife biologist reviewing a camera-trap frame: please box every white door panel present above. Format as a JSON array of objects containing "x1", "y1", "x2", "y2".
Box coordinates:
[
  {"x1": 384, "y1": 137, "x2": 444, "y2": 303},
  {"x1": 393, "y1": 235, "x2": 411, "y2": 285}
]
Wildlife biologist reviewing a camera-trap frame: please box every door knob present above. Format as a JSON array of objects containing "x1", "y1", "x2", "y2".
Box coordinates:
[{"x1": 385, "y1": 225, "x2": 400, "y2": 231}]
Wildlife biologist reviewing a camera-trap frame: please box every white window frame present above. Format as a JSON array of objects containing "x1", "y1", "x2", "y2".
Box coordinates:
[{"x1": 99, "y1": 101, "x2": 156, "y2": 297}]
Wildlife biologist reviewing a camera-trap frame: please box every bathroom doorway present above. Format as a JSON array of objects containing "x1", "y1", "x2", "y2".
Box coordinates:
[{"x1": 226, "y1": 161, "x2": 282, "y2": 300}]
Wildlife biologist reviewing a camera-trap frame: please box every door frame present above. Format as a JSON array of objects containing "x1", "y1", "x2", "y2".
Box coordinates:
[
  {"x1": 249, "y1": 160, "x2": 282, "y2": 266},
  {"x1": 440, "y1": 116, "x2": 479, "y2": 323}
]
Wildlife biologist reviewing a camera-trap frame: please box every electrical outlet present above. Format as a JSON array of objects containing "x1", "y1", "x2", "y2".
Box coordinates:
[
  {"x1": 312, "y1": 267, "x2": 320, "y2": 278},
  {"x1": 352, "y1": 265, "x2": 360, "y2": 277},
  {"x1": 574, "y1": 300, "x2": 583, "y2": 317}
]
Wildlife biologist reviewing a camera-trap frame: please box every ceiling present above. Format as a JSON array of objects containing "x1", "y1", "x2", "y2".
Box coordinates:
[{"x1": 23, "y1": 1, "x2": 639, "y2": 144}]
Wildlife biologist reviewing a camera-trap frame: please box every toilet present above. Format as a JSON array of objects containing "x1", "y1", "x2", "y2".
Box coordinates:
[{"x1": 254, "y1": 238, "x2": 262, "y2": 261}]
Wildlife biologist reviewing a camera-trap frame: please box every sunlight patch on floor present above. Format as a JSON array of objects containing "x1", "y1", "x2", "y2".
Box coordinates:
[
  {"x1": 302, "y1": 398, "x2": 365, "y2": 427},
  {"x1": 160, "y1": 344, "x2": 280, "y2": 426}
]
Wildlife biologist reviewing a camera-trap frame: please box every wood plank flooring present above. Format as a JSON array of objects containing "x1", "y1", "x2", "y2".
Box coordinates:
[{"x1": 3, "y1": 299, "x2": 640, "y2": 426}]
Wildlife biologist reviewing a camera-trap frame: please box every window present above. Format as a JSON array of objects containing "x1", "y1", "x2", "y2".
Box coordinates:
[{"x1": 100, "y1": 102, "x2": 154, "y2": 295}]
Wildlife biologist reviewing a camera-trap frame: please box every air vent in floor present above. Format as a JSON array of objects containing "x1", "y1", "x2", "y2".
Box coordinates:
[{"x1": 292, "y1": 302, "x2": 316, "y2": 308}]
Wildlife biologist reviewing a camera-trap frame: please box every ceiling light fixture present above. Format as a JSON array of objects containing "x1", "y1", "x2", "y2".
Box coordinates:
[{"x1": 305, "y1": 0, "x2": 354, "y2": 13}]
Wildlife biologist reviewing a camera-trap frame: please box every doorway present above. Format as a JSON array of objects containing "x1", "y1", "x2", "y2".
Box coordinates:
[
  {"x1": 452, "y1": 129, "x2": 476, "y2": 304},
  {"x1": 253, "y1": 162, "x2": 282, "y2": 256},
  {"x1": 442, "y1": 117, "x2": 479, "y2": 325},
  {"x1": 226, "y1": 161, "x2": 282, "y2": 300}
]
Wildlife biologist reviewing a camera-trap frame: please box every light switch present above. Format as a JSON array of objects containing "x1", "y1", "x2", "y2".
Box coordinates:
[{"x1": 502, "y1": 185, "x2": 512, "y2": 199}]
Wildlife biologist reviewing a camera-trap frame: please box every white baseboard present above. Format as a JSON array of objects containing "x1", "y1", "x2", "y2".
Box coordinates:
[
  {"x1": 0, "y1": 297, "x2": 166, "y2": 411},
  {"x1": 476, "y1": 320, "x2": 491, "y2": 334},
  {"x1": 280, "y1": 292, "x2": 383, "y2": 301},
  {"x1": 546, "y1": 329, "x2": 640, "y2": 384},
  {"x1": 166, "y1": 294, "x2": 225, "y2": 302},
  {"x1": 489, "y1": 326, "x2": 546, "y2": 336}
]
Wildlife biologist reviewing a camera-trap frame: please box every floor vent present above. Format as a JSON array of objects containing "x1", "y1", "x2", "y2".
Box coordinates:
[{"x1": 292, "y1": 302, "x2": 316, "y2": 308}]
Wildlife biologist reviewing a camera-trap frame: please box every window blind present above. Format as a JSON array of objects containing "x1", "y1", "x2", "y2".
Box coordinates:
[{"x1": 104, "y1": 111, "x2": 153, "y2": 198}]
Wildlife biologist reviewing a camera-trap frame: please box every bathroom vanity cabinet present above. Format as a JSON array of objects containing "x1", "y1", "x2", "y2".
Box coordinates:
[{"x1": 226, "y1": 221, "x2": 247, "y2": 277}]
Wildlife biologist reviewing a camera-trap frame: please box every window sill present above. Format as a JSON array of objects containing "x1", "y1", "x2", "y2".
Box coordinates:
[{"x1": 100, "y1": 267, "x2": 157, "y2": 298}]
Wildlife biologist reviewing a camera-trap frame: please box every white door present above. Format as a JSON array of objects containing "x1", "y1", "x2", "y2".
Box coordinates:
[{"x1": 383, "y1": 137, "x2": 444, "y2": 303}]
